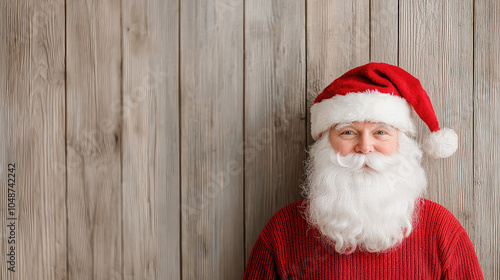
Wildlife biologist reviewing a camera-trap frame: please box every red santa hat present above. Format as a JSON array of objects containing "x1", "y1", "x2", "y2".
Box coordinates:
[{"x1": 311, "y1": 62, "x2": 458, "y2": 159}]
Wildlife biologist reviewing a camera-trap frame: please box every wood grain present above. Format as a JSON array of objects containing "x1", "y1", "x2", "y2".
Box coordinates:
[
  {"x1": 244, "y1": 0, "x2": 306, "y2": 262},
  {"x1": 121, "y1": 0, "x2": 180, "y2": 279},
  {"x1": 306, "y1": 0, "x2": 370, "y2": 146},
  {"x1": 66, "y1": 0, "x2": 123, "y2": 279},
  {"x1": 370, "y1": 0, "x2": 398, "y2": 64},
  {"x1": 0, "y1": 1, "x2": 498, "y2": 278},
  {"x1": 400, "y1": 0, "x2": 475, "y2": 249},
  {"x1": 474, "y1": 0, "x2": 500, "y2": 278},
  {"x1": 180, "y1": 0, "x2": 245, "y2": 279},
  {"x1": 0, "y1": 0, "x2": 66, "y2": 279}
]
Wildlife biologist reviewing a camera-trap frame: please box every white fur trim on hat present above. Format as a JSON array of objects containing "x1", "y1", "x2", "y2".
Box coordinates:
[
  {"x1": 310, "y1": 90, "x2": 416, "y2": 140},
  {"x1": 422, "y1": 128, "x2": 458, "y2": 158}
]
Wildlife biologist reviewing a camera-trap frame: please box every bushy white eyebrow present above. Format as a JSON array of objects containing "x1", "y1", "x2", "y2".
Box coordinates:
[
  {"x1": 333, "y1": 122, "x2": 396, "y2": 131},
  {"x1": 334, "y1": 122, "x2": 354, "y2": 130},
  {"x1": 376, "y1": 123, "x2": 396, "y2": 132}
]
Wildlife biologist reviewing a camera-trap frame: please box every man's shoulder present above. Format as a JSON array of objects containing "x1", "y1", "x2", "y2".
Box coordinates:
[
  {"x1": 420, "y1": 198, "x2": 448, "y2": 214},
  {"x1": 420, "y1": 199, "x2": 459, "y2": 220},
  {"x1": 277, "y1": 199, "x2": 306, "y2": 215},
  {"x1": 266, "y1": 200, "x2": 307, "y2": 227},
  {"x1": 418, "y1": 198, "x2": 467, "y2": 236},
  {"x1": 258, "y1": 200, "x2": 309, "y2": 241}
]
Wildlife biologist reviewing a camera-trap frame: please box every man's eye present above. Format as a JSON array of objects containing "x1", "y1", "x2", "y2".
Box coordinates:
[
  {"x1": 376, "y1": 131, "x2": 386, "y2": 135},
  {"x1": 342, "y1": 131, "x2": 354, "y2": 135}
]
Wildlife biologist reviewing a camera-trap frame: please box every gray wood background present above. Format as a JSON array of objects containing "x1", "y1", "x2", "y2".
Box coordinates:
[{"x1": 0, "y1": 0, "x2": 498, "y2": 279}]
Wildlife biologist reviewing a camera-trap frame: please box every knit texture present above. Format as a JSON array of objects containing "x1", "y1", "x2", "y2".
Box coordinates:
[{"x1": 243, "y1": 199, "x2": 483, "y2": 280}]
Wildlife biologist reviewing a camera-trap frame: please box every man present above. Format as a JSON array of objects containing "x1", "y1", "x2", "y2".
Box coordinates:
[{"x1": 243, "y1": 62, "x2": 483, "y2": 279}]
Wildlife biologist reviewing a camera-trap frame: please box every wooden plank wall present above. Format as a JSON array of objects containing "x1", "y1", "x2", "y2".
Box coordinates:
[
  {"x1": 244, "y1": 0, "x2": 306, "y2": 262},
  {"x1": 0, "y1": 0, "x2": 498, "y2": 279},
  {"x1": 180, "y1": 0, "x2": 244, "y2": 279},
  {"x1": 474, "y1": 1, "x2": 500, "y2": 279},
  {"x1": 66, "y1": 1, "x2": 122, "y2": 279},
  {"x1": 1, "y1": 1, "x2": 66, "y2": 279}
]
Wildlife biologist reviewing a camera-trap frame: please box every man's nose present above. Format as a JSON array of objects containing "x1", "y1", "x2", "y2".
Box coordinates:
[{"x1": 355, "y1": 134, "x2": 374, "y2": 154}]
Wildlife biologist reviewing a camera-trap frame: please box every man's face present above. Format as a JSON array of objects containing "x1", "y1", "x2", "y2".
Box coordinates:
[
  {"x1": 303, "y1": 122, "x2": 427, "y2": 254},
  {"x1": 328, "y1": 121, "x2": 399, "y2": 156}
]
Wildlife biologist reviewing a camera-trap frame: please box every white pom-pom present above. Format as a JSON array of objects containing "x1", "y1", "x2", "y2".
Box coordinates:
[{"x1": 423, "y1": 128, "x2": 458, "y2": 158}]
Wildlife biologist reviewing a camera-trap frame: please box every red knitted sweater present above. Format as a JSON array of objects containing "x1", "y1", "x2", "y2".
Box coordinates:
[{"x1": 243, "y1": 199, "x2": 483, "y2": 279}]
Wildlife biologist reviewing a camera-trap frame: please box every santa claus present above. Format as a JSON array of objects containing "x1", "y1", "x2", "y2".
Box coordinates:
[{"x1": 243, "y1": 62, "x2": 483, "y2": 279}]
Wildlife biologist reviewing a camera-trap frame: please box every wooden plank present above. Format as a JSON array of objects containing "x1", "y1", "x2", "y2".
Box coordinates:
[
  {"x1": 400, "y1": 0, "x2": 475, "y2": 244},
  {"x1": 0, "y1": 0, "x2": 66, "y2": 279},
  {"x1": 121, "y1": 0, "x2": 180, "y2": 279},
  {"x1": 180, "y1": 0, "x2": 244, "y2": 278},
  {"x1": 306, "y1": 0, "x2": 370, "y2": 145},
  {"x1": 66, "y1": 0, "x2": 122, "y2": 278},
  {"x1": 370, "y1": 0, "x2": 398, "y2": 64},
  {"x1": 244, "y1": 0, "x2": 306, "y2": 262},
  {"x1": 474, "y1": 0, "x2": 500, "y2": 278}
]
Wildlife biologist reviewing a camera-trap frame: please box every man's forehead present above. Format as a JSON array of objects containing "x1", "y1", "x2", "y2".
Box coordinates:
[{"x1": 334, "y1": 121, "x2": 396, "y2": 130}]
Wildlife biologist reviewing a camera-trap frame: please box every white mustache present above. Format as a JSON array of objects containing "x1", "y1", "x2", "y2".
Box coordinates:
[{"x1": 332, "y1": 152, "x2": 402, "y2": 172}]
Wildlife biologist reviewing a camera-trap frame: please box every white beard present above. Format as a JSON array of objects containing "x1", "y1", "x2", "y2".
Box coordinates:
[{"x1": 302, "y1": 132, "x2": 427, "y2": 254}]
